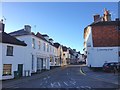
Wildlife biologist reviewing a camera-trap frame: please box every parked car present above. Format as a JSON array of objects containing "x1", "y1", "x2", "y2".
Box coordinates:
[{"x1": 103, "y1": 62, "x2": 119, "y2": 72}]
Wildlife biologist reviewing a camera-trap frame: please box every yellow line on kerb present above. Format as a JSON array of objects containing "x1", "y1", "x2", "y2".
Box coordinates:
[{"x1": 80, "y1": 67, "x2": 86, "y2": 75}]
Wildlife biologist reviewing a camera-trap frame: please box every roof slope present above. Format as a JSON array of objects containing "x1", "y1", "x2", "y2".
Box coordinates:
[
  {"x1": 54, "y1": 43, "x2": 60, "y2": 48},
  {"x1": 62, "y1": 46, "x2": 67, "y2": 52},
  {"x1": 90, "y1": 21, "x2": 120, "y2": 26},
  {"x1": 0, "y1": 32, "x2": 27, "y2": 46},
  {"x1": 36, "y1": 32, "x2": 48, "y2": 42}
]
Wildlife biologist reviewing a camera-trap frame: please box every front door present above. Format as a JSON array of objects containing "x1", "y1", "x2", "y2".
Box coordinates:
[
  {"x1": 37, "y1": 58, "x2": 41, "y2": 71},
  {"x1": 41, "y1": 58, "x2": 43, "y2": 69},
  {"x1": 18, "y1": 64, "x2": 23, "y2": 77}
]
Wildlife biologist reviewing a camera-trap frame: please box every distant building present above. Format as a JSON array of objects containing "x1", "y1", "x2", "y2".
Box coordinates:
[
  {"x1": 83, "y1": 9, "x2": 120, "y2": 68},
  {"x1": 62, "y1": 46, "x2": 70, "y2": 66},
  {"x1": 54, "y1": 42, "x2": 62, "y2": 66}
]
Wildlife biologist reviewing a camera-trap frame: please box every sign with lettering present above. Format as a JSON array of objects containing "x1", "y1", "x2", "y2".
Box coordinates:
[{"x1": 97, "y1": 49, "x2": 113, "y2": 51}]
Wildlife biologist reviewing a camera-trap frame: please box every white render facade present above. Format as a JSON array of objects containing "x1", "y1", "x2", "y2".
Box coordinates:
[
  {"x1": 15, "y1": 34, "x2": 51, "y2": 73},
  {"x1": 1, "y1": 43, "x2": 27, "y2": 80}
]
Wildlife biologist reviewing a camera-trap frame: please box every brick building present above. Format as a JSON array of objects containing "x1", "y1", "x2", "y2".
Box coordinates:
[{"x1": 83, "y1": 9, "x2": 120, "y2": 68}]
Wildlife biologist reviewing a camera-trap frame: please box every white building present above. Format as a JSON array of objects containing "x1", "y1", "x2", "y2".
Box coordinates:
[
  {"x1": 0, "y1": 21, "x2": 28, "y2": 80},
  {"x1": 83, "y1": 9, "x2": 120, "y2": 68},
  {"x1": 9, "y1": 25, "x2": 50, "y2": 74},
  {"x1": 62, "y1": 46, "x2": 70, "y2": 66},
  {"x1": 54, "y1": 42, "x2": 63, "y2": 66}
]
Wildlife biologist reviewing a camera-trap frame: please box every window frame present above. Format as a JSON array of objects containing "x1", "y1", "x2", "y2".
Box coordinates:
[
  {"x1": 6, "y1": 46, "x2": 13, "y2": 56},
  {"x1": 32, "y1": 38, "x2": 35, "y2": 49}
]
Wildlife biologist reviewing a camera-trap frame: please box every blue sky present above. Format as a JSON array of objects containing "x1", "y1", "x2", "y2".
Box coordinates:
[{"x1": 1, "y1": 2, "x2": 118, "y2": 53}]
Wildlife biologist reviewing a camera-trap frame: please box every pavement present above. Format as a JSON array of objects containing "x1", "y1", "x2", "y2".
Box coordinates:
[{"x1": 81, "y1": 66, "x2": 119, "y2": 85}]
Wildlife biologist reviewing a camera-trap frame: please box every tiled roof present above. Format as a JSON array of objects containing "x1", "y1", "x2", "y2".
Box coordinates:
[
  {"x1": 9, "y1": 29, "x2": 35, "y2": 36},
  {"x1": 0, "y1": 32, "x2": 27, "y2": 46},
  {"x1": 54, "y1": 43, "x2": 60, "y2": 48},
  {"x1": 90, "y1": 21, "x2": 120, "y2": 26},
  {"x1": 42, "y1": 34, "x2": 49, "y2": 37},
  {"x1": 62, "y1": 46, "x2": 67, "y2": 52},
  {"x1": 36, "y1": 32, "x2": 48, "y2": 42},
  {"x1": 69, "y1": 49, "x2": 74, "y2": 55},
  {"x1": 36, "y1": 32, "x2": 56, "y2": 47}
]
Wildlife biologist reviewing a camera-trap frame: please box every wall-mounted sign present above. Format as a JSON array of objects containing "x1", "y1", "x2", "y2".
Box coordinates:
[{"x1": 97, "y1": 49, "x2": 113, "y2": 51}]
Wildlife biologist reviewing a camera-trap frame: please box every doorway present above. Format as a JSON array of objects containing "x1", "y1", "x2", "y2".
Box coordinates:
[{"x1": 18, "y1": 64, "x2": 23, "y2": 77}]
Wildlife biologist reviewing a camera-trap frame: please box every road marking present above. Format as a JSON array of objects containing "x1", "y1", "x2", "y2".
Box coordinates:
[
  {"x1": 63, "y1": 82, "x2": 68, "y2": 86},
  {"x1": 43, "y1": 78, "x2": 47, "y2": 80},
  {"x1": 80, "y1": 67, "x2": 86, "y2": 75},
  {"x1": 80, "y1": 86, "x2": 85, "y2": 88},
  {"x1": 57, "y1": 82, "x2": 61, "y2": 87},
  {"x1": 85, "y1": 86, "x2": 92, "y2": 89},
  {"x1": 51, "y1": 83, "x2": 53, "y2": 87},
  {"x1": 70, "y1": 81, "x2": 76, "y2": 85}
]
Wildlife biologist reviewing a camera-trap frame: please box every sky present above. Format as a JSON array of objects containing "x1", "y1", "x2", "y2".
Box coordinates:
[{"x1": 1, "y1": 2, "x2": 118, "y2": 53}]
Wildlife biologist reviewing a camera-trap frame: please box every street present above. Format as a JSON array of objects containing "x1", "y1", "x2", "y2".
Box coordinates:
[{"x1": 2, "y1": 65, "x2": 119, "y2": 89}]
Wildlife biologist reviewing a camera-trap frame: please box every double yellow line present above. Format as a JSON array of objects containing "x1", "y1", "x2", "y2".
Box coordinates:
[{"x1": 80, "y1": 67, "x2": 86, "y2": 75}]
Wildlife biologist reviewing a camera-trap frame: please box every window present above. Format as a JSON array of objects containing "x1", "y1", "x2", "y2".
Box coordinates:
[
  {"x1": 3, "y1": 64, "x2": 12, "y2": 76},
  {"x1": 47, "y1": 44, "x2": 49, "y2": 52},
  {"x1": 43, "y1": 43, "x2": 46, "y2": 51},
  {"x1": 38, "y1": 41, "x2": 41, "y2": 49},
  {"x1": 6, "y1": 46, "x2": 13, "y2": 56},
  {"x1": 32, "y1": 38, "x2": 35, "y2": 49}
]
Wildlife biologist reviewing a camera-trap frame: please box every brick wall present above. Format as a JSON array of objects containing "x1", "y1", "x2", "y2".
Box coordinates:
[{"x1": 92, "y1": 25, "x2": 120, "y2": 47}]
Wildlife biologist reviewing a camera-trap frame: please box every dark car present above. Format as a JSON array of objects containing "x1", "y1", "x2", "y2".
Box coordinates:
[{"x1": 103, "y1": 62, "x2": 119, "y2": 72}]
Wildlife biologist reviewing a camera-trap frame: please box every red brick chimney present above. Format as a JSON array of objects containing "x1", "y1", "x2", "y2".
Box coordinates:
[
  {"x1": 93, "y1": 14, "x2": 100, "y2": 22},
  {"x1": 0, "y1": 19, "x2": 5, "y2": 32}
]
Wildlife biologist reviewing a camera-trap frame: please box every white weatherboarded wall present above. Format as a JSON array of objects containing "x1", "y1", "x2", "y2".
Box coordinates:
[{"x1": 87, "y1": 47, "x2": 119, "y2": 67}]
